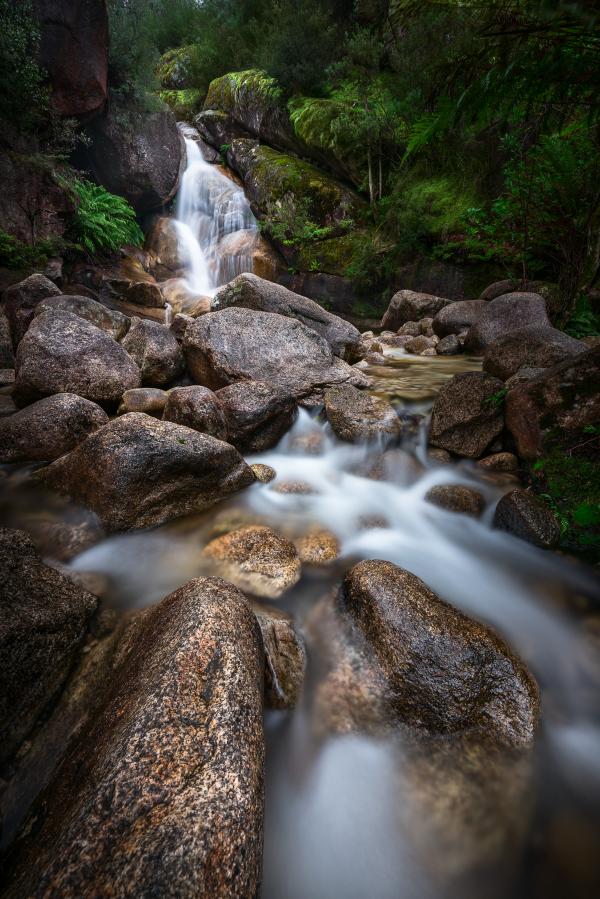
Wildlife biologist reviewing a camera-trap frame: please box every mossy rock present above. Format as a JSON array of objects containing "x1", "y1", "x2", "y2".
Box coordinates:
[
  {"x1": 294, "y1": 232, "x2": 367, "y2": 277},
  {"x1": 160, "y1": 89, "x2": 204, "y2": 120},
  {"x1": 157, "y1": 47, "x2": 196, "y2": 90},
  {"x1": 227, "y1": 139, "x2": 364, "y2": 230}
]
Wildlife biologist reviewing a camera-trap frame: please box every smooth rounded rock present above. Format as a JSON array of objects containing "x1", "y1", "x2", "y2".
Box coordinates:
[
  {"x1": 433, "y1": 300, "x2": 487, "y2": 337},
  {"x1": 163, "y1": 385, "x2": 227, "y2": 440},
  {"x1": 483, "y1": 325, "x2": 586, "y2": 381},
  {"x1": 216, "y1": 381, "x2": 297, "y2": 452},
  {"x1": 117, "y1": 387, "x2": 168, "y2": 416},
  {"x1": 203, "y1": 525, "x2": 301, "y2": 599},
  {"x1": 324, "y1": 384, "x2": 400, "y2": 443},
  {"x1": 121, "y1": 317, "x2": 185, "y2": 387},
  {"x1": 429, "y1": 371, "x2": 505, "y2": 458},
  {"x1": 34, "y1": 294, "x2": 130, "y2": 341},
  {"x1": 2, "y1": 273, "x2": 61, "y2": 347},
  {"x1": 381, "y1": 290, "x2": 452, "y2": 330},
  {"x1": 436, "y1": 333, "x2": 461, "y2": 355},
  {"x1": 425, "y1": 484, "x2": 485, "y2": 517},
  {"x1": 493, "y1": 489, "x2": 561, "y2": 548},
  {"x1": 464, "y1": 292, "x2": 550, "y2": 353}
]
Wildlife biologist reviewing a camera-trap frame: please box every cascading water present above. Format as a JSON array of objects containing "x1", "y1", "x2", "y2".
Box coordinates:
[{"x1": 174, "y1": 124, "x2": 259, "y2": 295}]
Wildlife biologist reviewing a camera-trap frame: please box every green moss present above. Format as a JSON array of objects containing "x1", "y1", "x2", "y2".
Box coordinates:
[
  {"x1": 0, "y1": 229, "x2": 61, "y2": 269},
  {"x1": 531, "y1": 433, "x2": 600, "y2": 562},
  {"x1": 156, "y1": 47, "x2": 196, "y2": 90},
  {"x1": 205, "y1": 69, "x2": 282, "y2": 115},
  {"x1": 159, "y1": 88, "x2": 203, "y2": 119}
]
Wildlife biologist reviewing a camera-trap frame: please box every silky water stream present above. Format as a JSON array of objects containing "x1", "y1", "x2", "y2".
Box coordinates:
[{"x1": 1, "y1": 354, "x2": 599, "y2": 898}]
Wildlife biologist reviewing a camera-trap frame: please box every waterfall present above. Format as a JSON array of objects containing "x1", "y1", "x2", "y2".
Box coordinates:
[{"x1": 175, "y1": 124, "x2": 259, "y2": 295}]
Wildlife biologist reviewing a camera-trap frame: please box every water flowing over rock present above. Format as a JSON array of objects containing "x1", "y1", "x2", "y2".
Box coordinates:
[
  {"x1": 121, "y1": 317, "x2": 185, "y2": 387},
  {"x1": 483, "y1": 325, "x2": 587, "y2": 381},
  {"x1": 216, "y1": 380, "x2": 297, "y2": 452},
  {"x1": 83, "y1": 96, "x2": 185, "y2": 214},
  {"x1": 37, "y1": 413, "x2": 255, "y2": 532},
  {"x1": 505, "y1": 346, "x2": 600, "y2": 459},
  {"x1": 324, "y1": 384, "x2": 401, "y2": 443},
  {"x1": 34, "y1": 294, "x2": 131, "y2": 341},
  {"x1": 203, "y1": 525, "x2": 301, "y2": 599},
  {"x1": 213, "y1": 272, "x2": 360, "y2": 359},
  {"x1": 464, "y1": 292, "x2": 550, "y2": 353},
  {"x1": 381, "y1": 290, "x2": 452, "y2": 330},
  {"x1": 34, "y1": 0, "x2": 108, "y2": 118},
  {"x1": 429, "y1": 371, "x2": 505, "y2": 458},
  {"x1": 2, "y1": 274, "x2": 61, "y2": 348},
  {"x1": 424, "y1": 484, "x2": 485, "y2": 517},
  {"x1": 14, "y1": 311, "x2": 141, "y2": 407},
  {"x1": 4, "y1": 577, "x2": 265, "y2": 898},
  {"x1": 0, "y1": 393, "x2": 108, "y2": 463},
  {"x1": 0, "y1": 528, "x2": 97, "y2": 766},
  {"x1": 183, "y1": 307, "x2": 369, "y2": 397}
]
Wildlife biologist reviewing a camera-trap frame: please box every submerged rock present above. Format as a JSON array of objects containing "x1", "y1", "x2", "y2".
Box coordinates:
[
  {"x1": 425, "y1": 484, "x2": 485, "y2": 517},
  {"x1": 0, "y1": 528, "x2": 97, "y2": 766},
  {"x1": 213, "y1": 273, "x2": 360, "y2": 360},
  {"x1": 324, "y1": 384, "x2": 400, "y2": 443},
  {"x1": 294, "y1": 528, "x2": 340, "y2": 565},
  {"x1": 216, "y1": 380, "x2": 297, "y2": 452},
  {"x1": 4, "y1": 577, "x2": 264, "y2": 898},
  {"x1": 163, "y1": 385, "x2": 228, "y2": 440},
  {"x1": 203, "y1": 525, "x2": 301, "y2": 599},
  {"x1": 381, "y1": 290, "x2": 452, "y2": 330},
  {"x1": 252, "y1": 603, "x2": 306, "y2": 710},
  {"x1": 429, "y1": 371, "x2": 505, "y2": 458},
  {"x1": 34, "y1": 294, "x2": 130, "y2": 341},
  {"x1": 121, "y1": 317, "x2": 185, "y2": 387},
  {"x1": 0, "y1": 393, "x2": 108, "y2": 463},
  {"x1": 183, "y1": 307, "x2": 368, "y2": 397},
  {"x1": 14, "y1": 310, "x2": 141, "y2": 407},
  {"x1": 37, "y1": 413, "x2": 254, "y2": 532},
  {"x1": 493, "y1": 489, "x2": 560, "y2": 548}
]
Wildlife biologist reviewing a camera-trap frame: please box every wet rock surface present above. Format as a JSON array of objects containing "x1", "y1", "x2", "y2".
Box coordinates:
[
  {"x1": 14, "y1": 310, "x2": 141, "y2": 408},
  {"x1": 34, "y1": 294, "x2": 130, "y2": 341},
  {"x1": 216, "y1": 380, "x2": 297, "y2": 452},
  {"x1": 203, "y1": 525, "x2": 301, "y2": 599},
  {"x1": 381, "y1": 290, "x2": 452, "y2": 330},
  {"x1": 483, "y1": 325, "x2": 586, "y2": 381},
  {"x1": 4, "y1": 577, "x2": 265, "y2": 899},
  {"x1": 0, "y1": 393, "x2": 108, "y2": 463},
  {"x1": 37, "y1": 413, "x2": 255, "y2": 532},
  {"x1": 425, "y1": 484, "x2": 485, "y2": 517},
  {"x1": 324, "y1": 384, "x2": 400, "y2": 443},
  {"x1": 429, "y1": 371, "x2": 505, "y2": 458},
  {"x1": 183, "y1": 307, "x2": 368, "y2": 397},
  {"x1": 493, "y1": 489, "x2": 561, "y2": 548},
  {"x1": 212, "y1": 272, "x2": 360, "y2": 359},
  {"x1": 252, "y1": 603, "x2": 306, "y2": 710},
  {"x1": 121, "y1": 317, "x2": 185, "y2": 387},
  {"x1": 0, "y1": 528, "x2": 97, "y2": 766}
]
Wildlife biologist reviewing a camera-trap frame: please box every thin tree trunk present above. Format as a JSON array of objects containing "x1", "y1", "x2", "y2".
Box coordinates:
[{"x1": 367, "y1": 144, "x2": 374, "y2": 205}]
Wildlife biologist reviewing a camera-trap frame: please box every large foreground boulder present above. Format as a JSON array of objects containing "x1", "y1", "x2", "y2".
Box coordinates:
[
  {"x1": 121, "y1": 317, "x2": 185, "y2": 387},
  {"x1": 464, "y1": 292, "x2": 550, "y2": 353},
  {"x1": 14, "y1": 311, "x2": 141, "y2": 407},
  {"x1": 34, "y1": 294, "x2": 130, "y2": 341},
  {"x1": 2, "y1": 273, "x2": 61, "y2": 348},
  {"x1": 34, "y1": 0, "x2": 108, "y2": 118},
  {"x1": 0, "y1": 393, "x2": 108, "y2": 463},
  {"x1": 83, "y1": 96, "x2": 185, "y2": 215},
  {"x1": 324, "y1": 384, "x2": 400, "y2": 443},
  {"x1": 0, "y1": 529, "x2": 97, "y2": 766},
  {"x1": 505, "y1": 346, "x2": 600, "y2": 459},
  {"x1": 314, "y1": 560, "x2": 539, "y2": 746},
  {"x1": 213, "y1": 273, "x2": 360, "y2": 359},
  {"x1": 183, "y1": 307, "x2": 368, "y2": 397},
  {"x1": 381, "y1": 290, "x2": 452, "y2": 330},
  {"x1": 483, "y1": 325, "x2": 587, "y2": 381},
  {"x1": 216, "y1": 381, "x2": 297, "y2": 452},
  {"x1": 37, "y1": 413, "x2": 255, "y2": 531},
  {"x1": 4, "y1": 577, "x2": 264, "y2": 898},
  {"x1": 429, "y1": 371, "x2": 505, "y2": 458}
]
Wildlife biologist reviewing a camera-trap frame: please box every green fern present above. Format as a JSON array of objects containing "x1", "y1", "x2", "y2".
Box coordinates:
[{"x1": 69, "y1": 180, "x2": 144, "y2": 254}]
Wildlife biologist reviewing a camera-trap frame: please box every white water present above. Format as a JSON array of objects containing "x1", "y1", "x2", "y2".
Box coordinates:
[{"x1": 175, "y1": 125, "x2": 259, "y2": 295}]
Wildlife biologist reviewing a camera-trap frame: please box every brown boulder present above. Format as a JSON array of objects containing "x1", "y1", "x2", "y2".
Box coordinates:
[
  {"x1": 483, "y1": 325, "x2": 587, "y2": 381},
  {"x1": 464, "y1": 292, "x2": 550, "y2": 353},
  {"x1": 493, "y1": 489, "x2": 560, "y2": 548},
  {"x1": 432, "y1": 300, "x2": 487, "y2": 337},
  {"x1": 324, "y1": 384, "x2": 400, "y2": 443},
  {"x1": 144, "y1": 216, "x2": 184, "y2": 275},
  {"x1": 2, "y1": 273, "x2": 61, "y2": 348},
  {"x1": 34, "y1": 294, "x2": 130, "y2": 341},
  {"x1": 381, "y1": 290, "x2": 452, "y2": 330},
  {"x1": 183, "y1": 307, "x2": 368, "y2": 397},
  {"x1": 121, "y1": 317, "x2": 185, "y2": 387},
  {"x1": 5, "y1": 577, "x2": 264, "y2": 898},
  {"x1": 212, "y1": 273, "x2": 360, "y2": 360},
  {"x1": 37, "y1": 413, "x2": 255, "y2": 531},
  {"x1": 425, "y1": 484, "x2": 485, "y2": 517},
  {"x1": 436, "y1": 334, "x2": 461, "y2": 355},
  {"x1": 163, "y1": 385, "x2": 228, "y2": 440},
  {"x1": 0, "y1": 393, "x2": 108, "y2": 463},
  {"x1": 0, "y1": 528, "x2": 97, "y2": 765},
  {"x1": 429, "y1": 371, "x2": 505, "y2": 458},
  {"x1": 117, "y1": 387, "x2": 168, "y2": 416},
  {"x1": 216, "y1": 381, "x2": 297, "y2": 452},
  {"x1": 505, "y1": 347, "x2": 600, "y2": 459},
  {"x1": 14, "y1": 310, "x2": 141, "y2": 407},
  {"x1": 202, "y1": 525, "x2": 301, "y2": 599}
]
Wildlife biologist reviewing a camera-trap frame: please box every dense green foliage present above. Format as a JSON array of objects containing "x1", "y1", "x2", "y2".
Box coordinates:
[
  {"x1": 0, "y1": 0, "x2": 47, "y2": 133},
  {"x1": 68, "y1": 180, "x2": 144, "y2": 255},
  {"x1": 0, "y1": 229, "x2": 60, "y2": 270}
]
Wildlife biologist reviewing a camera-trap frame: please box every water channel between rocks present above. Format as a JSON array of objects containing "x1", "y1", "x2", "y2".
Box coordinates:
[{"x1": 2, "y1": 352, "x2": 599, "y2": 899}]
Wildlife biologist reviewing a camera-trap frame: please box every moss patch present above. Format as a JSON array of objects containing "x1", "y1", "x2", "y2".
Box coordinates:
[
  {"x1": 205, "y1": 69, "x2": 282, "y2": 116},
  {"x1": 159, "y1": 88, "x2": 204, "y2": 119}
]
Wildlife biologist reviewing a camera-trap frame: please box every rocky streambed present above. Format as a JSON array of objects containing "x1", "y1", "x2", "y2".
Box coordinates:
[{"x1": 0, "y1": 263, "x2": 599, "y2": 899}]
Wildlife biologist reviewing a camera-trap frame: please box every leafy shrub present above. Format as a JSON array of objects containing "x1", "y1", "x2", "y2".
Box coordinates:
[
  {"x1": 0, "y1": 229, "x2": 60, "y2": 269},
  {"x1": 68, "y1": 180, "x2": 143, "y2": 254},
  {"x1": 565, "y1": 294, "x2": 600, "y2": 338},
  {"x1": 0, "y1": 0, "x2": 49, "y2": 132}
]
